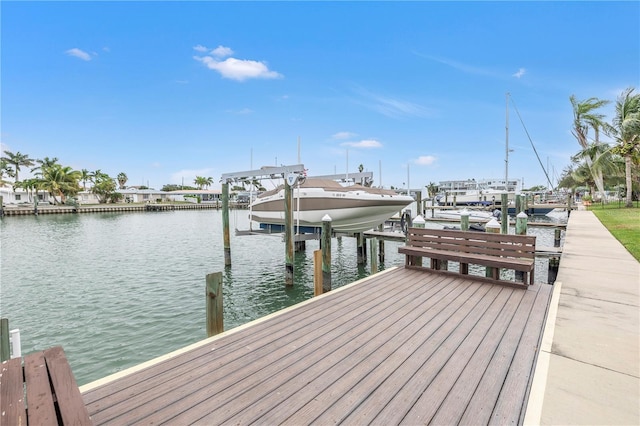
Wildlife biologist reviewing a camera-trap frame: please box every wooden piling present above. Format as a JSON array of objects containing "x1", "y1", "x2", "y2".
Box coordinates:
[
  {"x1": 370, "y1": 238, "x2": 378, "y2": 274},
  {"x1": 460, "y1": 210, "x2": 469, "y2": 231},
  {"x1": 515, "y1": 212, "x2": 528, "y2": 282},
  {"x1": 412, "y1": 215, "x2": 425, "y2": 267},
  {"x1": 1, "y1": 317, "x2": 10, "y2": 361},
  {"x1": 321, "y1": 215, "x2": 332, "y2": 293},
  {"x1": 515, "y1": 195, "x2": 522, "y2": 215},
  {"x1": 548, "y1": 257, "x2": 560, "y2": 284},
  {"x1": 515, "y1": 211, "x2": 528, "y2": 235},
  {"x1": 377, "y1": 223, "x2": 385, "y2": 263},
  {"x1": 221, "y1": 183, "x2": 231, "y2": 266},
  {"x1": 206, "y1": 272, "x2": 223, "y2": 337},
  {"x1": 501, "y1": 193, "x2": 508, "y2": 235},
  {"x1": 284, "y1": 180, "x2": 294, "y2": 286},
  {"x1": 356, "y1": 233, "x2": 365, "y2": 265},
  {"x1": 362, "y1": 237, "x2": 367, "y2": 261},
  {"x1": 313, "y1": 250, "x2": 323, "y2": 296},
  {"x1": 554, "y1": 228, "x2": 562, "y2": 247},
  {"x1": 0, "y1": 196, "x2": 4, "y2": 217}
]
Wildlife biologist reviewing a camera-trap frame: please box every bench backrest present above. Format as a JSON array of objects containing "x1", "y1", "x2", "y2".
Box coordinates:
[{"x1": 406, "y1": 227, "x2": 536, "y2": 259}]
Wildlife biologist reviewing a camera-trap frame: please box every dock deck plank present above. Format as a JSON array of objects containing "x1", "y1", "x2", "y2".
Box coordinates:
[{"x1": 82, "y1": 267, "x2": 552, "y2": 425}]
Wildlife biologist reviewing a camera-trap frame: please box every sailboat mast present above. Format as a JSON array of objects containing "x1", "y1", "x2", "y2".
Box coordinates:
[{"x1": 505, "y1": 92, "x2": 510, "y2": 191}]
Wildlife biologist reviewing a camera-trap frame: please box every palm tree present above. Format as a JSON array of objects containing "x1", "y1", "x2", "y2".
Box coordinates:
[
  {"x1": 31, "y1": 157, "x2": 59, "y2": 176},
  {"x1": 610, "y1": 87, "x2": 640, "y2": 207},
  {"x1": 571, "y1": 142, "x2": 622, "y2": 198},
  {"x1": 570, "y1": 95, "x2": 611, "y2": 198},
  {"x1": 17, "y1": 178, "x2": 43, "y2": 202},
  {"x1": 117, "y1": 172, "x2": 128, "y2": 189},
  {"x1": 92, "y1": 172, "x2": 117, "y2": 203},
  {"x1": 426, "y1": 182, "x2": 439, "y2": 198},
  {"x1": 1, "y1": 151, "x2": 34, "y2": 182},
  {"x1": 0, "y1": 159, "x2": 14, "y2": 186},
  {"x1": 39, "y1": 164, "x2": 81, "y2": 204},
  {"x1": 194, "y1": 176, "x2": 207, "y2": 189},
  {"x1": 204, "y1": 177, "x2": 213, "y2": 189},
  {"x1": 80, "y1": 169, "x2": 92, "y2": 190}
]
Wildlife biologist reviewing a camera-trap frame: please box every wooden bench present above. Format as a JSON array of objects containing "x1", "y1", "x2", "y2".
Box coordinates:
[
  {"x1": 398, "y1": 227, "x2": 536, "y2": 286},
  {"x1": 0, "y1": 346, "x2": 92, "y2": 425}
]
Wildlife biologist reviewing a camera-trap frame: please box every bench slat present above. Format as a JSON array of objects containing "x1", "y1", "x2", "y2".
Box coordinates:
[
  {"x1": 0, "y1": 357, "x2": 27, "y2": 425},
  {"x1": 399, "y1": 247, "x2": 534, "y2": 270},
  {"x1": 25, "y1": 350, "x2": 58, "y2": 425},
  {"x1": 43, "y1": 346, "x2": 92, "y2": 426}
]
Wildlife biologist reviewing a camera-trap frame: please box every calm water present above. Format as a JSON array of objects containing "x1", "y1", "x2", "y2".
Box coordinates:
[{"x1": 0, "y1": 209, "x2": 564, "y2": 386}]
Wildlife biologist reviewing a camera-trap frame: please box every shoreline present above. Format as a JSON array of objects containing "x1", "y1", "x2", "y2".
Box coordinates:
[{"x1": 0, "y1": 202, "x2": 249, "y2": 216}]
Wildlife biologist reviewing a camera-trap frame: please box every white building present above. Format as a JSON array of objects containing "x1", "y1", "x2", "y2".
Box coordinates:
[{"x1": 0, "y1": 184, "x2": 53, "y2": 205}]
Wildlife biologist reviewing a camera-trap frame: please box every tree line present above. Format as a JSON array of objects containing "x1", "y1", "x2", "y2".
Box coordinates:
[
  {"x1": 0, "y1": 153, "x2": 217, "y2": 204},
  {"x1": 558, "y1": 87, "x2": 639, "y2": 207}
]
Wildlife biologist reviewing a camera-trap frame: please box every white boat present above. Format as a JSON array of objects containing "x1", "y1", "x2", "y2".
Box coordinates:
[
  {"x1": 250, "y1": 178, "x2": 414, "y2": 233},
  {"x1": 433, "y1": 209, "x2": 496, "y2": 221},
  {"x1": 435, "y1": 179, "x2": 520, "y2": 206}
]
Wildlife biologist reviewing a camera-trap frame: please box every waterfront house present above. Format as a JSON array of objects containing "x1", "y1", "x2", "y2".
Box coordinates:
[
  {"x1": 167, "y1": 189, "x2": 222, "y2": 204},
  {"x1": 0, "y1": 183, "x2": 53, "y2": 205}
]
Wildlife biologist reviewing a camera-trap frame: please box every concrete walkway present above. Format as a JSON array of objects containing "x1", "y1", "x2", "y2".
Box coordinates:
[{"x1": 525, "y1": 210, "x2": 640, "y2": 425}]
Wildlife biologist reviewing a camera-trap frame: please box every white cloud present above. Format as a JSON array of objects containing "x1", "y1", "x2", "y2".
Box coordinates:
[
  {"x1": 352, "y1": 86, "x2": 432, "y2": 119},
  {"x1": 332, "y1": 131, "x2": 357, "y2": 140},
  {"x1": 414, "y1": 155, "x2": 437, "y2": 166},
  {"x1": 194, "y1": 54, "x2": 283, "y2": 82},
  {"x1": 211, "y1": 45, "x2": 234, "y2": 57},
  {"x1": 341, "y1": 139, "x2": 383, "y2": 148},
  {"x1": 415, "y1": 52, "x2": 498, "y2": 77},
  {"x1": 65, "y1": 48, "x2": 92, "y2": 61},
  {"x1": 193, "y1": 44, "x2": 209, "y2": 53},
  {"x1": 513, "y1": 68, "x2": 526, "y2": 78}
]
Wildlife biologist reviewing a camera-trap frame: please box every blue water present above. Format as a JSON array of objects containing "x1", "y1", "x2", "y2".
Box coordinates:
[{"x1": 0, "y1": 209, "x2": 564, "y2": 385}]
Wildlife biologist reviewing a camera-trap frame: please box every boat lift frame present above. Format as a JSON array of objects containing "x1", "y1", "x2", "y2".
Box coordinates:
[{"x1": 220, "y1": 164, "x2": 307, "y2": 286}]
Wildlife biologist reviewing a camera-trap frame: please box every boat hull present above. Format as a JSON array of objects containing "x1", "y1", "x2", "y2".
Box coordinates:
[
  {"x1": 434, "y1": 209, "x2": 495, "y2": 221},
  {"x1": 250, "y1": 187, "x2": 413, "y2": 233}
]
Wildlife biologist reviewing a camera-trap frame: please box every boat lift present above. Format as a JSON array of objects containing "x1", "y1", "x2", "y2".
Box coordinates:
[
  {"x1": 219, "y1": 166, "x2": 376, "y2": 286},
  {"x1": 220, "y1": 164, "x2": 306, "y2": 286}
]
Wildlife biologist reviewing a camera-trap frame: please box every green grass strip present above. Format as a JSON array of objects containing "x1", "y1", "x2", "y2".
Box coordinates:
[{"x1": 589, "y1": 205, "x2": 640, "y2": 261}]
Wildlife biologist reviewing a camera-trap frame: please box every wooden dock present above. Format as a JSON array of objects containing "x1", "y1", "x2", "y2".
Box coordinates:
[{"x1": 80, "y1": 267, "x2": 552, "y2": 425}]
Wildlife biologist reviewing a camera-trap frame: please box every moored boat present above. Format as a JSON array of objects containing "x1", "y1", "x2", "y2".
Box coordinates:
[
  {"x1": 433, "y1": 208, "x2": 496, "y2": 221},
  {"x1": 250, "y1": 178, "x2": 414, "y2": 233}
]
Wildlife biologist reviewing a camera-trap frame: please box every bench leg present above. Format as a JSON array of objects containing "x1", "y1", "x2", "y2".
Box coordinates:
[
  {"x1": 439, "y1": 260, "x2": 448, "y2": 271},
  {"x1": 460, "y1": 263, "x2": 469, "y2": 275}
]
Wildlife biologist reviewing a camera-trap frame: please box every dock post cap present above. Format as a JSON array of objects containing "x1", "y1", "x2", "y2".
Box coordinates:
[
  {"x1": 460, "y1": 209, "x2": 470, "y2": 217},
  {"x1": 322, "y1": 214, "x2": 332, "y2": 222},
  {"x1": 413, "y1": 215, "x2": 425, "y2": 224},
  {"x1": 517, "y1": 211, "x2": 528, "y2": 218},
  {"x1": 486, "y1": 218, "x2": 501, "y2": 229}
]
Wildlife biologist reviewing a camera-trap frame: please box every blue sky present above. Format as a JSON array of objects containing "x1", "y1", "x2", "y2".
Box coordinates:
[{"x1": 2, "y1": 1, "x2": 639, "y2": 191}]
